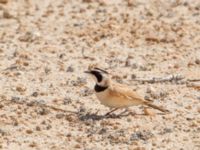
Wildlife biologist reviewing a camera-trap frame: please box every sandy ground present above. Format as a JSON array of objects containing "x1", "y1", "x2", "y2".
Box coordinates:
[{"x1": 0, "y1": 0, "x2": 200, "y2": 149}]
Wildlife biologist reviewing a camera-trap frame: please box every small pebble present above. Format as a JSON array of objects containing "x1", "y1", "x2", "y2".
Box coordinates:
[
  {"x1": 29, "y1": 142, "x2": 37, "y2": 147},
  {"x1": 16, "y1": 86, "x2": 26, "y2": 92},
  {"x1": 133, "y1": 147, "x2": 145, "y2": 150},
  {"x1": 146, "y1": 86, "x2": 156, "y2": 93},
  {"x1": 195, "y1": 58, "x2": 200, "y2": 64},
  {"x1": 31, "y1": 92, "x2": 38, "y2": 97},
  {"x1": 131, "y1": 74, "x2": 136, "y2": 79},
  {"x1": 0, "y1": 104, "x2": 3, "y2": 108},
  {"x1": 0, "y1": 129, "x2": 6, "y2": 136},
  {"x1": 63, "y1": 97, "x2": 72, "y2": 105},
  {"x1": 35, "y1": 126, "x2": 41, "y2": 131},
  {"x1": 46, "y1": 125, "x2": 52, "y2": 130},
  {"x1": 132, "y1": 63, "x2": 138, "y2": 69},
  {"x1": 0, "y1": 0, "x2": 8, "y2": 4},
  {"x1": 98, "y1": 128, "x2": 107, "y2": 134},
  {"x1": 56, "y1": 113, "x2": 65, "y2": 119},
  {"x1": 197, "y1": 107, "x2": 200, "y2": 113},
  {"x1": 66, "y1": 66, "x2": 74, "y2": 72},
  {"x1": 37, "y1": 107, "x2": 49, "y2": 115},
  {"x1": 11, "y1": 96, "x2": 20, "y2": 102},
  {"x1": 3, "y1": 10, "x2": 12, "y2": 18},
  {"x1": 26, "y1": 129, "x2": 33, "y2": 134}
]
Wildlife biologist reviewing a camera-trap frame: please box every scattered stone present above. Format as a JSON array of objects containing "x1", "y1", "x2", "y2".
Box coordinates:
[
  {"x1": 0, "y1": 104, "x2": 3, "y2": 108},
  {"x1": 59, "y1": 53, "x2": 65, "y2": 59},
  {"x1": 27, "y1": 99, "x2": 46, "y2": 107},
  {"x1": 65, "y1": 115, "x2": 75, "y2": 122},
  {"x1": 31, "y1": 92, "x2": 38, "y2": 97},
  {"x1": 79, "y1": 106, "x2": 86, "y2": 113},
  {"x1": 159, "y1": 128, "x2": 173, "y2": 135},
  {"x1": 159, "y1": 91, "x2": 168, "y2": 98},
  {"x1": 133, "y1": 147, "x2": 145, "y2": 150},
  {"x1": 146, "y1": 86, "x2": 156, "y2": 94},
  {"x1": 98, "y1": 128, "x2": 107, "y2": 134},
  {"x1": 125, "y1": 58, "x2": 132, "y2": 67},
  {"x1": 71, "y1": 77, "x2": 87, "y2": 86},
  {"x1": 63, "y1": 97, "x2": 72, "y2": 105},
  {"x1": 11, "y1": 96, "x2": 20, "y2": 102},
  {"x1": 146, "y1": 86, "x2": 159, "y2": 99},
  {"x1": 26, "y1": 129, "x2": 33, "y2": 134},
  {"x1": 80, "y1": 88, "x2": 93, "y2": 96},
  {"x1": 187, "y1": 61, "x2": 195, "y2": 67},
  {"x1": 195, "y1": 58, "x2": 200, "y2": 65},
  {"x1": 44, "y1": 67, "x2": 51, "y2": 74},
  {"x1": 0, "y1": 129, "x2": 7, "y2": 136},
  {"x1": 29, "y1": 142, "x2": 37, "y2": 147},
  {"x1": 197, "y1": 107, "x2": 200, "y2": 113},
  {"x1": 146, "y1": 86, "x2": 168, "y2": 99},
  {"x1": 46, "y1": 124, "x2": 52, "y2": 130},
  {"x1": 13, "y1": 120, "x2": 18, "y2": 126},
  {"x1": 18, "y1": 32, "x2": 33, "y2": 42},
  {"x1": 35, "y1": 126, "x2": 41, "y2": 131},
  {"x1": 127, "y1": 117, "x2": 132, "y2": 122},
  {"x1": 56, "y1": 113, "x2": 65, "y2": 119},
  {"x1": 66, "y1": 66, "x2": 74, "y2": 72},
  {"x1": 132, "y1": 63, "x2": 138, "y2": 69},
  {"x1": 74, "y1": 144, "x2": 81, "y2": 149},
  {"x1": 186, "y1": 117, "x2": 194, "y2": 121},
  {"x1": 3, "y1": 10, "x2": 13, "y2": 18},
  {"x1": 139, "y1": 66, "x2": 148, "y2": 71},
  {"x1": 36, "y1": 99, "x2": 46, "y2": 105},
  {"x1": 37, "y1": 107, "x2": 49, "y2": 115},
  {"x1": 131, "y1": 74, "x2": 137, "y2": 79},
  {"x1": 26, "y1": 101, "x2": 35, "y2": 107},
  {"x1": 130, "y1": 131, "x2": 154, "y2": 141},
  {"x1": 16, "y1": 85, "x2": 26, "y2": 93},
  {"x1": 0, "y1": 0, "x2": 8, "y2": 4}
]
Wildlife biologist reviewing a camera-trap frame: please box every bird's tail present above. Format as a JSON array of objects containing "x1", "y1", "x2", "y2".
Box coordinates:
[{"x1": 144, "y1": 102, "x2": 169, "y2": 113}]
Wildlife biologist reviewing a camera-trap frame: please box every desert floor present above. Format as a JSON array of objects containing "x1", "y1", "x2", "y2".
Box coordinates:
[{"x1": 0, "y1": 0, "x2": 200, "y2": 149}]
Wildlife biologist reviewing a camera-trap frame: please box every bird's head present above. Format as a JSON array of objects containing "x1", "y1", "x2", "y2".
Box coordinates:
[{"x1": 84, "y1": 67, "x2": 110, "y2": 87}]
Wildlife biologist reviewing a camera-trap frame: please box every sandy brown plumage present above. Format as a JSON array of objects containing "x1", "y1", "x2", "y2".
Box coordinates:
[
  {"x1": 97, "y1": 82, "x2": 168, "y2": 113},
  {"x1": 85, "y1": 68, "x2": 169, "y2": 115}
]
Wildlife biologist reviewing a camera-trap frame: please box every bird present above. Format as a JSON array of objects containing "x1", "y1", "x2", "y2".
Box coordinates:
[{"x1": 84, "y1": 67, "x2": 169, "y2": 116}]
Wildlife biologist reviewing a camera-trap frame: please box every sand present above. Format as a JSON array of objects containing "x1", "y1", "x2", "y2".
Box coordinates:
[{"x1": 0, "y1": 0, "x2": 200, "y2": 149}]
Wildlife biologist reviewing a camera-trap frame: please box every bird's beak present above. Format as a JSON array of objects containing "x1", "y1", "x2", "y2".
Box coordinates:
[{"x1": 84, "y1": 70, "x2": 91, "y2": 74}]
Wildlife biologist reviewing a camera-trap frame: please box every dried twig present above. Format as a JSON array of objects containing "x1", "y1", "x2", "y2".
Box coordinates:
[
  {"x1": 133, "y1": 74, "x2": 200, "y2": 85},
  {"x1": 186, "y1": 83, "x2": 200, "y2": 90},
  {"x1": 41, "y1": 104, "x2": 77, "y2": 114},
  {"x1": 1, "y1": 98, "x2": 77, "y2": 114},
  {"x1": 133, "y1": 74, "x2": 185, "y2": 83},
  {"x1": 187, "y1": 79, "x2": 200, "y2": 82},
  {"x1": 2, "y1": 65, "x2": 18, "y2": 71}
]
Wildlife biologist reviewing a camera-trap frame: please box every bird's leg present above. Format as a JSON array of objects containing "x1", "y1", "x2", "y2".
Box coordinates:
[
  {"x1": 105, "y1": 108, "x2": 119, "y2": 116},
  {"x1": 118, "y1": 108, "x2": 129, "y2": 116},
  {"x1": 94, "y1": 109, "x2": 99, "y2": 115}
]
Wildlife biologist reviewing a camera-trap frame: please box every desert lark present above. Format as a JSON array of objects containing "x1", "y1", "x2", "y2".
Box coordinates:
[{"x1": 85, "y1": 67, "x2": 168, "y2": 116}]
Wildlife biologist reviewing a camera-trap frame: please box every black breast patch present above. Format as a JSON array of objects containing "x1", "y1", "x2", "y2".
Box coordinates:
[{"x1": 94, "y1": 84, "x2": 108, "y2": 92}]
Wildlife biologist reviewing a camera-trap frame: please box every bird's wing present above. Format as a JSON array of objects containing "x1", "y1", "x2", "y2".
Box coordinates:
[
  {"x1": 109, "y1": 82, "x2": 168, "y2": 112},
  {"x1": 109, "y1": 82, "x2": 147, "y2": 104}
]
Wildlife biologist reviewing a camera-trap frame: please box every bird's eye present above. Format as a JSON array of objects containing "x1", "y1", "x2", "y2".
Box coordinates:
[{"x1": 91, "y1": 71, "x2": 103, "y2": 82}]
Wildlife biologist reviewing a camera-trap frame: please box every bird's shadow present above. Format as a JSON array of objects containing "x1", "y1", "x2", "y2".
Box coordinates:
[
  {"x1": 77, "y1": 111, "x2": 167, "y2": 121},
  {"x1": 78, "y1": 112, "x2": 137, "y2": 121}
]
